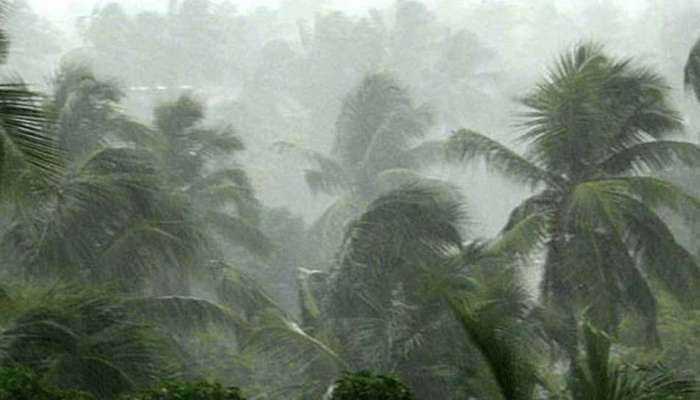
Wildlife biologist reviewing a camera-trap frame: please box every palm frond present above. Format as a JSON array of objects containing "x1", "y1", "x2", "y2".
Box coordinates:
[
  {"x1": 621, "y1": 196, "x2": 700, "y2": 305},
  {"x1": 611, "y1": 176, "x2": 700, "y2": 221},
  {"x1": 334, "y1": 72, "x2": 431, "y2": 169},
  {"x1": 685, "y1": 37, "x2": 700, "y2": 105},
  {"x1": 124, "y1": 295, "x2": 246, "y2": 336},
  {"x1": 598, "y1": 141, "x2": 700, "y2": 175},
  {"x1": 447, "y1": 129, "x2": 556, "y2": 189},
  {"x1": 273, "y1": 141, "x2": 350, "y2": 195},
  {"x1": 0, "y1": 1, "x2": 9, "y2": 63},
  {"x1": 0, "y1": 84, "x2": 61, "y2": 182},
  {"x1": 297, "y1": 268, "x2": 329, "y2": 325},
  {"x1": 570, "y1": 322, "x2": 698, "y2": 400},
  {"x1": 1, "y1": 288, "x2": 173, "y2": 397},
  {"x1": 340, "y1": 184, "x2": 466, "y2": 267},
  {"x1": 213, "y1": 265, "x2": 283, "y2": 321},
  {"x1": 205, "y1": 211, "x2": 273, "y2": 259},
  {"x1": 520, "y1": 42, "x2": 681, "y2": 177},
  {"x1": 398, "y1": 140, "x2": 448, "y2": 168},
  {"x1": 449, "y1": 273, "x2": 538, "y2": 400},
  {"x1": 490, "y1": 191, "x2": 557, "y2": 258},
  {"x1": 244, "y1": 310, "x2": 347, "y2": 373}
]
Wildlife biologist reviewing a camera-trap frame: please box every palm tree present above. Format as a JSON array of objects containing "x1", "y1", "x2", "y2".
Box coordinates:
[
  {"x1": 254, "y1": 184, "x2": 530, "y2": 399},
  {"x1": 567, "y1": 323, "x2": 697, "y2": 400},
  {"x1": 450, "y1": 286, "x2": 699, "y2": 400},
  {"x1": 1, "y1": 74, "x2": 270, "y2": 294},
  {"x1": 0, "y1": 1, "x2": 60, "y2": 189},
  {"x1": 151, "y1": 94, "x2": 271, "y2": 260},
  {"x1": 684, "y1": 38, "x2": 700, "y2": 105},
  {"x1": 0, "y1": 287, "x2": 175, "y2": 399},
  {"x1": 448, "y1": 43, "x2": 700, "y2": 342},
  {"x1": 0, "y1": 66, "x2": 203, "y2": 294},
  {"x1": 448, "y1": 269, "x2": 542, "y2": 400},
  {"x1": 277, "y1": 72, "x2": 443, "y2": 268}
]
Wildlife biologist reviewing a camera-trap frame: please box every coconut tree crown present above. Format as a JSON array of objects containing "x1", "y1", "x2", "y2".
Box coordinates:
[{"x1": 448, "y1": 42, "x2": 700, "y2": 343}]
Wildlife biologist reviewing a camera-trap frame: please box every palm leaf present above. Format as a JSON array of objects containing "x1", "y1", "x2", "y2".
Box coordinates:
[
  {"x1": 245, "y1": 310, "x2": 347, "y2": 373},
  {"x1": 570, "y1": 322, "x2": 697, "y2": 400},
  {"x1": 205, "y1": 211, "x2": 273, "y2": 259},
  {"x1": 0, "y1": 84, "x2": 61, "y2": 182},
  {"x1": 273, "y1": 141, "x2": 350, "y2": 195},
  {"x1": 398, "y1": 139, "x2": 448, "y2": 168},
  {"x1": 340, "y1": 185, "x2": 466, "y2": 267},
  {"x1": 685, "y1": 37, "x2": 700, "y2": 105},
  {"x1": 449, "y1": 275, "x2": 538, "y2": 400},
  {"x1": 598, "y1": 141, "x2": 700, "y2": 175},
  {"x1": 447, "y1": 129, "x2": 556, "y2": 189},
  {"x1": 124, "y1": 296, "x2": 246, "y2": 336}
]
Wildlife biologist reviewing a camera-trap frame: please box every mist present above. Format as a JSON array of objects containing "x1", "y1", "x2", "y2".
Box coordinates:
[{"x1": 0, "y1": 0, "x2": 700, "y2": 399}]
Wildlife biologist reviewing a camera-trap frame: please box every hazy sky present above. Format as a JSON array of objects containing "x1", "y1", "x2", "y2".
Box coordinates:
[
  {"x1": 26, "y1": 0, "x2": 405, "y2": 32},
  {"x1": 27, "y1": 0, "x2": 648, "y2": 22},
  {"x1": 26, "y1": 0, "x2": 399, "y2": 17}
]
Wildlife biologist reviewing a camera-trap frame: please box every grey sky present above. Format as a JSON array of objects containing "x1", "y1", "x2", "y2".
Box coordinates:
[{"x1": 27, "y1": 0, "x2": 648, "y2": 23}]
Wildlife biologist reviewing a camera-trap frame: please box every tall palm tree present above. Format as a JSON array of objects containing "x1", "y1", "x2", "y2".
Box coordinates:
[
  {"x1": 448, "y1": 43, "x2": 700, "y2": 342},
  {"x1": 277, "y1": 72, "x2": 443, "y2": 268},
  {"x1": 0, "y1": 66, "x2": 203, "y2": 294},
  {"x1": 253, "y1": 184, "x2": 529, "y2": 399},
  {"x1": 567, "y1": 323, "x2": 697, "y2": 400},
  {"x1": 2, "y1": 75, "x2": 270, "y2": 294},
  {"x1": 684, "y1": 37, "x2": 700, "y2": 105},
  {"x1": 0, "y1": 1, "x2": 60, "y2": 189},
  {"x1": 450, "y1": 287, "x2": 699, "y2": 400},
  {"x1": 151, "y1": 94, "x2": 271, "y2": 260},
  {"x1": 45, "y1": 63, "x2": 150, "y2": 161},
  {"x1": 0, "y1": 287, "x2": 175, "y2": 399}
]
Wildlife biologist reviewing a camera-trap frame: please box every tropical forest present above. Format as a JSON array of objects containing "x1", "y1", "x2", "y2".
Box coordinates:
[{"x1": 3, "y1": 0, "x2": 700, "y2": 399}]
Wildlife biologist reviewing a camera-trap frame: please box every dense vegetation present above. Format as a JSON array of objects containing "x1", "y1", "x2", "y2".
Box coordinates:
[{"x1": 3, "y1": 0, "x2": 700, "y2": 399}]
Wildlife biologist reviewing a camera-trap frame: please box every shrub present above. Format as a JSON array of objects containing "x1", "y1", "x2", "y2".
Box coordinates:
[
  {"x1": 121, "y1": 380, "x2": 245, "y2": 400},
  {"x1": 0, "y1": 367, "x2": 94, "y2": 400},
  {"x1": 330, "y1": 371, "x2": 415, "y2": 400}
]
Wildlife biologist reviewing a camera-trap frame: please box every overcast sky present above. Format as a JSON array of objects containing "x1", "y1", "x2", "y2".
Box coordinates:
[
  {"x1": 26, "y1": 0, "x2": 648, "y2": 35},
  {"x1": 26, "y1": 0, "x2": 405, "y2": 32},
  {"x1": 26, "y1": 0, "x2": 398, "y2": 18}
]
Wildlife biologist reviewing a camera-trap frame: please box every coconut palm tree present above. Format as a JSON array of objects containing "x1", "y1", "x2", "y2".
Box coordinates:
[
  {"x1": 0, "y1": 287, "x2": 175, "y2": 399},
  {"x1": 0, "y1": 1, "x2": 60, "y2": 189},
  {"x1": 277, "y1": 72, "x2": 444, "y2": 268},
  {"x1": 250, "y1": 184, "x2": 530, "y2": 399},
  {"x1": 448, "y1": 43, "x2": 700, "y2": 343},
  {"x1": 151, "y1": 94, "x2": 271, "y2": 260},
  {"x1": 450, "y1": 287, "x2": 699, "y2": 400},
  {"x1": 1, "y1": 71, "x2": 271, "y2": 294},
  {"x1": 684, "y1": 38, "x2": 700, "y2": 105},
  {"x1": 0, "y1": 66, "x2": 204, "y2": 294}
]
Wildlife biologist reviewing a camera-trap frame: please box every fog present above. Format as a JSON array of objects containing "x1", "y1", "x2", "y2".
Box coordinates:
[{"x1": 1, "y1": 0, "x2": 700, "y2": 399}]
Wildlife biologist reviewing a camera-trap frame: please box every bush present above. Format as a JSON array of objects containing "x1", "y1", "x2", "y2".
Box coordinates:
[
  {"x1": 330, "y1": 371, "x2": 415, "y2": 400},
  {"x1": 0, "y1": 367, "x2": 94, "y2": 400},
  {"x1": 121, "y1": 380, "x2": 245, "y2": 400}
]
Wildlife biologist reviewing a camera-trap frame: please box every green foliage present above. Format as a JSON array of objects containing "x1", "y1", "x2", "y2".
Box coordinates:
[
  {"x1": 449, "y1": 271, "x2": 540, "y2": 400},
  {"x1": 0, "y1": 367, "x2": 94, "y2": 400},
  {"x1": 0, "y1": 288, "x2": 176, "y2": 399},
  {"x1": 568, "y1": 323, "x2": 698, "y2": 400},
  {"x1": 330, "y1": 371, "x2": 415, "y2": 400},
  {"x1": 449, "y1": 43, "x2": 700, "y2": 341},
  {"x1": 0, "y1": 4, "x2": 60, "y2": 190},
  {"x1": 278, "y1": 72, "x2": 443, "y2": 269},
  {"x1": 685, "y1": 37, "x2": 700, "y2": 105},
  {"x1": 122, "y1": 380, "x2": 245, "y2": 400}
]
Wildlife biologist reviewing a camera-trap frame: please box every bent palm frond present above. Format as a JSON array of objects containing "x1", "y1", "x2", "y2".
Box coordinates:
[{"x1": 447, "y1": 129, "x2": 555, "y2": 189}]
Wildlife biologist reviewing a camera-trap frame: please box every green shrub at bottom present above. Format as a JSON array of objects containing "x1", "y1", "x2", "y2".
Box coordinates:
[
  {"x1": 0, "y1": 367, "x2": 94, "y2": 400},
  {"x1": 330, "y1": 371, "x2": 415, "y2": 400},
  {"x1": 120, "y1": 380, "x2": 246, "y2": 400}
]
